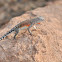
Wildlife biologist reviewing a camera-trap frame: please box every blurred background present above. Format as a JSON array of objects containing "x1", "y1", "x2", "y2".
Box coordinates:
[{"x1": 0, "y1": 0, "x2": 57, "y2": 27}]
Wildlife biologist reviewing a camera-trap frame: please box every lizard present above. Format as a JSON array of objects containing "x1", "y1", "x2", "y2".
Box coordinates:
[{"x1": 0, "y1": 16, "x2": 44, "y2": 40}]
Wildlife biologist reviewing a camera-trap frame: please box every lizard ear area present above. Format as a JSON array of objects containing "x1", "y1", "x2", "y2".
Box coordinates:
[{"x1": 38, "y1": 16, "x2": 44, "y2": 21}]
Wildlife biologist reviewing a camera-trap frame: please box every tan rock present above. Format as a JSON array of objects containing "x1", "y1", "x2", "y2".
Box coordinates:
[{"x1": 0, "y1": 1, "x2": 62, "y2": 62}]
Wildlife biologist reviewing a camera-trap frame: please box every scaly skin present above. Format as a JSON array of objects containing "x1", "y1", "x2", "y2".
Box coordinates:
[{"x1": 0, "y1": 16, "x2": 44, "y2": 40}]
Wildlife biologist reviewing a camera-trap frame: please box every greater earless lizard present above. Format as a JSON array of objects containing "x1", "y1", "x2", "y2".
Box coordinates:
[{"x1": 0, "y1": 16, "x2": 44, "y2": 40}]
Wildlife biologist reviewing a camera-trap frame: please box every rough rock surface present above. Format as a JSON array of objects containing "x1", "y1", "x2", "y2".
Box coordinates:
[{"x1": 0, "y1": 1, "x2": 62, "y2": 62}]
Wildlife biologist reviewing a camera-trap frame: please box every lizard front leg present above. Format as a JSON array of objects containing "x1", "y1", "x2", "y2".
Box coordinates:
[{"x1": 14, "y1": 28, "x2": 19, "y2": 39}]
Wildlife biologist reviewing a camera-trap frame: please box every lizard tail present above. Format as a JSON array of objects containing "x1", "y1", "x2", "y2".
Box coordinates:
[{"x1": 0, "y1": 29, "x2": 14, "y2": 41}]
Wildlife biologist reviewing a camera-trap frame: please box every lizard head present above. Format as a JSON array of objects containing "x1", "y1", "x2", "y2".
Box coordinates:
[
  {"x1": 35, "y1": 16, "x2": 44, "y2": 24},
  {"x1": 38, "y1": 16, "x2": 44, "y2": 21}
]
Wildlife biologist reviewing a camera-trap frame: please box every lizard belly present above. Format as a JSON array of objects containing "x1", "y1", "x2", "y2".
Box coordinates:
[
  {"x1": 19, "y1": 26, "x2": 28, "y2": 30},
  {"x1": 19, "y1": 24, "x2": 30, "y2": 30}
]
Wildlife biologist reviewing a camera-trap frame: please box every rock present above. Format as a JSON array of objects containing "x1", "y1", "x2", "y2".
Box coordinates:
[{"x1": 0, "y1": 0, "x2": 62, "y2": 62}]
